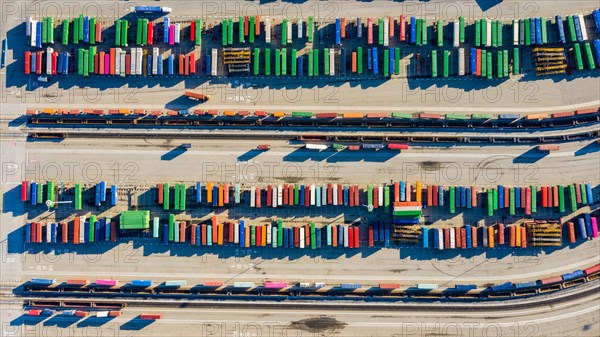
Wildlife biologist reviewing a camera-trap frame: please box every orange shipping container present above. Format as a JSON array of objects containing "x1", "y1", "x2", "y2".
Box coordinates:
[
  {"x1": 340, "y1": 18, "x2": 346, "y2": 38},
  {"x1": 567, "y1": 222, "x2": 576, "y2": 243},
  {"x1": 509, "y1": 226, "x2": 516, "y2": 247},
  {"x1": 179, "y1": 54, "x2": 184, "y2": 75},
  {"x1": 73, "y1": 217, "x2": 80, "y2": 244},
  {"x1": 223, "y1": 184, "x2": 229, "y2": 204},
  {"x1": 520, "y1": 227, "x2": 527, "y2": 248},
  {"x1": 332, "y1": 225, "x2": 338, "y2": 247},
  {"x1": 273, "y1": 111, "x2": 285, "y2": 117},
  {"x1": 109, "y1": 48, "x2": 116, "y2": 75},
  {"x1": 217, "y1": 223, "x2": 224, "y2": 245},
  {"x1": 99, "y1": 52, "x2": 105, "y2": 74},
  {"x1": 201, "y1": 224, "x2": 207, "y2": 245},
  {"x1": 180, "y1": 221, "x2": 186, "y2": 243},
  {"x1": 245, "y1": 227, "x2": 250, "y2": 247},
  {"x1": 343, "y1": 112, "x2": 363, "y2": 119},
  {"x1": 218, "y1": 185, "x2": 224, "y2": 206},
  {"x1": 488, "y1": 226, "x2": 495, "y2": 248},
  {"x1": 351, "y1": 52, "x2": 357, "y2": 72},
  {"x1": 207, "y1": 182, "x2": 213, "y2": 203}
]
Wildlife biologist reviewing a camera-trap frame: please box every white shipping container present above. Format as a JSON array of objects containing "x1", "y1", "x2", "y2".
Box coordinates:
[
  {"x1": 513, "y1": 19, "x2": 519, "y2": 46},
  {"x1": 96, "y1": 311, "x2": 109, "y2": 318},
  {"x1": 378, "y1": 185, "x2": 384, "y2": 206},
  {"x1": 46, "y1": 223, "x2": 51, "y2": 242},
  {"x1": 437, "y1": 229, "x2": 444, "y2": 250},
  {"x1": 453, "y1": 21, "x2": 459, "y2": 47},
  {"x1": 332, "y1": 184, "x2": 338, "y2": 205},
  {"x1": 321, "y1": 185, "x2": 327, "y2": 205},
  {"x1": 287, "y1": 19, "x2": 292, "y2": 43},
  {"x1": 578, "y1": 15, "x2": 587, "y2": 41},
  {"x1": 272, "y1": 227, "x2": 277, "y2": 248},
  {"x1": 79, "y1": 216, "x2": 86, "y2": 243},
  {"x1": 119, "y1": 51, "x2": 126, "y2": 77},
  {"x1": 343, "y1": 227, "x2": 349, "y2": 247},
  {"x1": 297, "y1": 19, "x2": 303, "y2": 38},
  {"x1": 26, "y1": 17, "x2": 32, "y2": 36},
  {"x1": 305, "y1": 143, "x2": 327, "y2": 150},
  {"x1": 30, "y1": 20, "x2": 37, "y2": 46},
  {"x1": 250, "y1": 186, "x2": 256, "y2": 207},
  {"x1": 272, "y1": 186, "x2": 277, "y2": 208},
  {"x1": 310, "y1": 184, "x2": 316, "y2": 205},
  {"x1": 114, "y1": 48, "x2": 121, "y2": 74},
  {"x1": 383, "y1": 18, "x2": 389, "y2": 46},
  {"x1": 266, "y1": 225, "x2": 272, "y2": 244},
  {"x1": 329, "y1": 49, "x2": 335, "y2": 76},
  {"x1": 211, "y1": 48, "x2": 217, "y2": 76},
  {"x1": 46, "y1": 47, "x2": 53, "y2": 75},
  {"x1": 485, "y1": 20, "x2": 492, "y2": 47},
  {"x1": 265, "y1": 17, "x2": 271, "y2": 43},
  {"x1": 130, "y1": 48, "x2": 137, "y2": 75},
  {"x1": 135, "y1": 47, "x2": 142, "y2": 75},
  {"x1": 277, "y1": 184, "x2": 283, "y2": 206},
  {"x1": 234, "y1": 222, "x2": 239, "y2": 243},
  {"x1": 458, "y1": 48, "x2": 465, "y2": 76},
  {"x1": 299, "y1": 227, "x2": 305, "y2": 248},
  {"x1": 174, "y1": 23, "x2": 181, "y2": 43},
  {"x1": 450, "y1": 228, "x2": 456, "y2": 249},
  {"x1": 152, "y1": 47, "x2": 158, "y2": 75}
]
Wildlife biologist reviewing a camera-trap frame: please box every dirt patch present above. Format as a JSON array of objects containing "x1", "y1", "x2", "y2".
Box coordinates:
[
  {"x1": 389, "y1": 269, "x2": 408, "y2": 274},
  {"x1": 289, "y1": 316, "x2": 347, "y2": 333}
]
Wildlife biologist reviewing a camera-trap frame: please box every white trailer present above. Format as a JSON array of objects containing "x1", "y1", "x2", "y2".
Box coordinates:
[
  {"x1": 130, "y1": 48, "x2": 137, "y2": 75},
  {"x1": 450, "y1": 228, "x2": 456, "y2": 249},
  {"x1": 135, "y1": 48, "x2": 142, "y2": 75},
  {"x1": 437, "y1": 229, "x2": 444, "y2": 250},
  {"x1": 458, "y1": 48, "x2": 465, "y2": 76},
  {"x1": 114, "y1": 48, "x2": 121, "y2": 74},
  {"x1": 310, "y1": 184, "x2": 316, "y2": 205},
  {"x1": 485, "y1": 20, "x2": 492, "y2": 47},
  {"x1": 378, "y1": 186, "x2": 384, "y2": 206},
  {"x1": 234, "y1": 222, "x2": 239, "y2": 243},
  {"x1": 332, "y1": 184, "x2": 338, "y2": 206},
  {"x1": 119, "y1": 50, "x2": 126, "y2": 77},
  {"x1": 211, "y1": 48, "x2": 218, "y2": 76},
  {"x1": 297, "y1": 19, "x2": 303, "y2": 38},
  {"x1": 287, "y1": 19, "x2": 292, "y2": 43},
  {"x1": 30, "y1": 20, "x2": 37, "y2": 46},
  {"x1": 45, "y1": 47, "x2": 53, "y2": 75},
  {"x1": 299, "y1": 227, "x2": 305, "y2": 248},
  {"x1": 329, "y1": 49, "x2": 335, "y2": 76},
  {"x1": 453, "y1": 20, "x2": 459, "y2": 47},
  {"x1": 250, "y1": 186, "x2": 256, "y2": 207},
  {"x1": 272, "y1": 186, "x2": 277, "y2": 208},
  {"x1": 513, "y1": 19, "x2": 519, "y2": 46},
  {"x1": 265, "y1": 17, "x2": 271, "y2": 43},
  {"x1": 174, "y1": 23, "x2": 181, "y2": 44},
  {"x1": 383, "y1": 18, "x2": 389, "y2": 46},
  {"x1": 79, "y1": 216, "x2": 86, "y2": 243},
  {"x1": 266, "y1": 225, "x2": 272, "y2": 244},
  {"x1": 277, "y1": 184, "x2": 283, "y2": 206},
  {"x1": 343, "y1": 227, "x2": 349, "y2": 247},
  {"x1": 152, "y1": 47, "x2": 158, "y2": 75},
  {"x1": 578, "y1": 14, "x2": 587, "y2": 41}
]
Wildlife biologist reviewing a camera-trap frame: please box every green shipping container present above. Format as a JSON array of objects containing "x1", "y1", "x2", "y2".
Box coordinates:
[
  {"x1": 487, "y1": 51, "x2": 492, "y2": 80},
  {"x1": 459, "y1": 16, "x2": 465, "y2": 43},
  {"x1": 524, "y1": 18, "x2": 531, "y2": 45},
  {"x1": 121, "y1": 20, "x2": 128, "y2": 47},
  {"x1": 62, "y1": 20, "x2": 70, "y2": 45},
  {"x1": 249, "y1": 17, "x2": 255, "y2": 43},
  {"x1": 310, "y1": 223, "x2": 316, "y2": 249},
  {"x1": 449, "y1": 186, "x2": 456, "y2": 214},
  {"x1": 48, "y1": 17, "x2": 54, "y2": 43},
  {"x1": 416, "y1": 18, "x2": 422, "y2": 45},
  {"x1": 481, "y1": 50, "x2": 487, "y2": 77},
  {"x1": 89, "y1": 215, "x2": 96, "y2": 242},
  {"x1": 291, "y1": 49, "x2": 297, "y2": 76},
  {"x1": 227, "y1": 19, "x2": 234, "y2": 45},
  {"x1": 574, "y1": 44, "x2": 583, "y2": 71},
  {"x1": 378, "y1": 18, "x2": 384, "y2": 45},
  {"x1": 307, "y1": 16, "x2": 314, "y2": 43},
  {"x1": 392, "y1": 112, "x2": 412, "y2": 118},
  {"x1": 567, "y1": 16, "x2": 576, "y2": 42},
  {"x1": 136, "y1": 19, "x2": 142, "y2": 45},
  {"x1": 292, "y1": 111, "x2": 313, "y2": 118},
  {"x1": 74, "y1": 183, "x2": 82, "y2": 210},
  {"x1": 357, "y1": 47, "x2": 363, "y2": 74},
  {"x1": 169, "y1": 214, "x2": 175, "y2": 241},
  {"x1": 503, "y1": 50, "x2": 509, "y2": 77},
  {"x1": 88, "y1": 46, "x2": 96, "y2": 74},
  {"x1": 277, "y1": 219, "x2": 283, "y2": 246},
  {"x1": 540, "y1": 17, "x2": 547, "y2": 44},
  {"x1": 42, "y1": 18, "x2": 47, "y2": 44},
  {"x1": 394, "y1": 47, "x2": 400, "y2": 75},
  {"x1": 324, "y1": 48, "x2": 330, "y2": 75},
  {"x1": 584, "y1": 42, "x2": 596, "y2": 69},
  {"x1": 437, "y1": 19, "x2": 443, "y2": 47},
  {"x1": 497, "y1": 50, "x2": 503, "y2": 77},
  {"x1": 531, "y1": 185, "x2": 537, "y2": 213},
  {"x1": 281, "y1": 19, "x2": 287, "y2": 45},
  {"x1": 580, "y1": 184, "x2": 588, "y2": 204},
  {"x1": 195, "y1": 19, "x2": 202, "y2": 45},
  {"x1": 313, "y1": 49, "x2": 319, "y2": 75},
  {"x1": 179, "y1": 183, "x2": 186, "y2": 211},
  {"x1": 383, "y1": 49, "x2": 389, "y2": 76},
  {"x1": 142, "y1": 19, "x2": 148, "y2": 46},
  {"x1": 569, "y1": 184, "x2": 577, "y2": 211},
  {"x1": 265, "y1": 48, "x2": 271, "y2": 75},
  {"x1": 384, "y1": 186, "x2": 390, "y2": 213},
  {"x1": 275, "y1": 49, "x2": 281, "y2": 75},
  {"x1": 281, "y1": 48, "x2": 287, "y2": 75},
  {"x1": 73, "y1": 17, "x2": 79, "y2": 44},
  {"x1": 78, "y1": 15, "x2": 84, "y2": 40},
  {"x1": 120, "y1": 210, "x2": 150, "y2": 230},
  {"x1": 482, "y1": 19, "x2": 487, "y2": 46},
  {"x1": 431, "y1": 50, "x2": 438, "y2": 77},
  {"x1": 253, "y1": 48, "x2": 260, "y2": 75},
  {"x1": 308, "y1": 50, "x2": 313, "y2": 76},
  {"x1": 509, "y1": 187, "x2": 515, "y2": 215},
  {"x1": 513, "y1": 47, "x2": 520, "y2": 74},
  {"x1": 174, "y1": 184, "x2": 180, "y2": 211},
  {"x1": 475, "y1": 20, "x2": 481, "y2": 47},
  {"x1": 83, "y1": 50, "x2": 89, "y2": 76},
  {"x1": 46, "y1": 181, "x2": 55, "y2": 206},
  {"x1": 491, "y1": 19, "x2": 497, "y2": 46},
  {"x1": 443, "y1": 50, "x2": 449, "y2": 77},
  {"x1": 487, "y1": 189, "x2": 494, "y2": 216},
  {"x1": 367, "y1": 184, "x2": 373, "y2": 211},
  {"x1": 89, "y1": 18, "x2": 96, "y2": 44},
  {"x1": 77, "y1": 49, "x2": 83, "y2": 75},
  {"x1": 421, "y1": 19, "x2": 427, "y2": 45},
  {"x1": 250, "y1": 226, "x2": 256, "y2": 246},
  {"x1": 239, "y1": 16, "x2": 245, "y2": 43},
  {"x1": 493, "y1": 188, "x2": 498, "y2": 210},
  {"x1": 294, "y1": 184, "x2": 300, "y2": 204},
  {"x1": 221, "y1": 19, "x2": 228, "y2": 46},
  {"x1": 558, "y1": 185, "x2": 565, "y2": 212},
  {"x1": 37, "y1": 183, "x2": 43, "y2": 205},
  {"x1": 496, "y1": 20, "x2": 502, "y2": 47},
  {"x1": 115, "y1": 20, "x2": 121, "y2": 46},
  {"x1": 163, "y1": 183, "x2": 170, "y2": 210}
]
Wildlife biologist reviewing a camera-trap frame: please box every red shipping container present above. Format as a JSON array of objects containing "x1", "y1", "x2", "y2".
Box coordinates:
[
  {"x1": 394, "y1": 181, "x2": 400, "y2": 202},
  {"x1": 244, "y1": 16, "x2": 249, "y2": 36},
  {"x1": 228, "y1": 222, "x2": 234, "y2": 243},
  {"x1": 525, "y1": 187, "x2": 532, "y2": 215},
  {"x1": 288, "y1": 184, "x2": 294, "y2": 205},
  {"x1": 367, "y1": 17, "x2": 373, "y2": 44},
  {"x1": 354, "y1": 185, "x2": 359, "y2": 205},
  {"x1": 541, "y1": 186, "x2": 548, "y2": 207},
  {"x1": 140, "y1": 314, "x2": 161, "y2": 320},
  {"x1": 158, "y1": 184, "x2": 164, "y2": 204},
  {"x1": 304, "y1": 224, "x2": 310, "y2": 246},
  {"x1": 256, "y1": 225, "x2": 261, "y2": 246},
  {"x1": 184, "y1": 54, "x2": 189, "y2": 75},
  {"x1": 201, "y1": 224, "x2": 207, "y2": 245},
  {"x1": 349, "y1": 226, "x2": 354, "y2": 248},
  {"x1": 212, "y1": 217, "x2": 218, "y2": 243},
  {"x1": 520, "y1": 187, "x2": 526, "y2": 208},
  {"x1": 304, "y1": 185, "x2": 310, "y2": 206},
  {"x1": 266, "y1": 185, "x2": 272, "y2": 207},
  {"x1": 110, "y1": 222, "x2": 117, "y2": 242},
  {"x1": 180, "y1": 221, "x2": 186, "y2": 243},
  {"x1": 191, "y1": 224, "x2": 197, "y2": 245},
  {"x1": 190, "y1": 21, "x2": 195, "y2": 41},
  {"x1": 30, "y1": 222, "x2": 36, "y2": 243},
  {"x1": 568, "y1": 222, "x2": 575, "y2": 243},
  {"x1": 283, "y1": 184, "x2": 289, "y2": 205},
  {"x1": 337, "y1": 184, "x2": 343, "y2": 205},
  {"x1": 255, "y1": 16, "x2": 260, "y2": 35},
  {"x1": 476, "y1": 49, "x2": 482, "y2": 76},
  {"x1": 24, "y1": 51, "x2": 31, "y2": 74},
  {"x1": 552, "y1": 186, "x2": 559, "y2": 207},
  {"x1": 444, "y1": 228, "x2": 450, "y2": 249},
  {"x1": 99, "y1": 51, "x2": 105, "y2": 74},
  {"x1": 73, "y1": 218, "x2": 80, "y2": 244},
  {"x1": 460, "y1": 228, "x2": 466, "y2": 249},
  {"x1": 294, "y1": 227, "x2": 300, "y2": 247},
  {"x1": 189, "y1": 53, "x2": 195, "y2": 74},
  {"x1": 388, "y1": 17, "x2": 394, "y2": 37},
  {"x1": 255, "y1": 187, "x2": 261, "y2": 208},
  {"x1": 52, "y1": 52, "x2": 58, "y2": 74},
  {"x1": 223, "y1": 184, "x2": 229, "y2": 205},
  {"x1": 432, "y1": 185, "x2": 438, "y2": 206},
  {"x1": 471, "y1": 226, "x2": 478, "y2": 248},
  {"x1": 349, "y1": 185, "x2": 354, "y2": 206},
  {"x1": 36, "y1": 51, "x2": 42, "y2": 74},
  {"x1": 61, "y1": 222, "x2": 68, "y2": 243},
  {"x1": 471, "y1": 186, "x2": 477, "y2": 207},
  {"x1": 351, "y1": 52, "x2": 357, "y2": 72},
  {"x1": 400, "y1": 15, "x2": 406, "y2": 41},
  {"x1": 327, "y1": 184, "x2": 333, "y2": 204},
  {"x1": 147, "y1": 22, "x2": 153, "y2": 45},
  {"x1": 575, "y1": 183, "x2": 582, "y2": 204},
  {"x1": 353, "y1": 227, "x2": 359, "y2": 248},
  {"x1": 368, "y1": 226, "x2": 374, "y2": 247},
  {"x1": 178, "y1": 54, "x2": 184, "y2": 75},
  {"x1": 373, "y1": 186, "x2": 378, "y2": 208},
  {"x1": 21, "y1": 181, "x2": 28, "y2": 201},
  {"x1": 332, "y1": 225, "x2": 338, "y2": 247},
  {"x1": 547, "y1": 186, "x2": 553, "y2": 207},
  {"x1": 341, "y1": 18, "x2": 346, "y2": 38},
  {"x1": 95, "y1": 21, "x2": 102, "y2": 42},
  {"x1": 504, "y1": 187, "x2": 509, "y2": 208},
  {"x1": 37, "y1": 222, "x2": 42, "y2": 243},
  {"x1": 125, "y1": 54, "x2": 131, "y2": 75},
  {"x1": 455, "y1": 227, "x2": 461, "y2": 248}
]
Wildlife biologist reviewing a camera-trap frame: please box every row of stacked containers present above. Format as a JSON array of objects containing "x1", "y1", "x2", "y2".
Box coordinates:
[
  {"x1": 25, "y1": 213, "x2": 597, "y2": 248},
  {"x1": 22, "y1": 180, "x2": 595, "y2": 215},
  {"x1": 26, "y1": 13, "x2": 600, "y2": 49}
]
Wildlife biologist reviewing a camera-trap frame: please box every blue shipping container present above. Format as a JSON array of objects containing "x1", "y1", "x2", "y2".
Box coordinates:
[
  {"x1": 556, "y1": 16, "x2": 566, "y2": 44},
  {"x1": 422, "y1": 227, "x2": 429, "y2": 248},
  {"x1": 372, "y1": 47, "x2": 378, "y2": 74},
  {"x1": 335, "y1": 18, "x2": 341, "y2": 45},
  {"x1": 357, "y1": 17, "x2": 362, "y2": 38}
]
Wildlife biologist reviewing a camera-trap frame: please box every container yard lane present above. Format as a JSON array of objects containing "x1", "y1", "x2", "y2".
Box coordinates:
[{"x1": 1, "y1": 1, "x2": 600, "y2": 337}]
